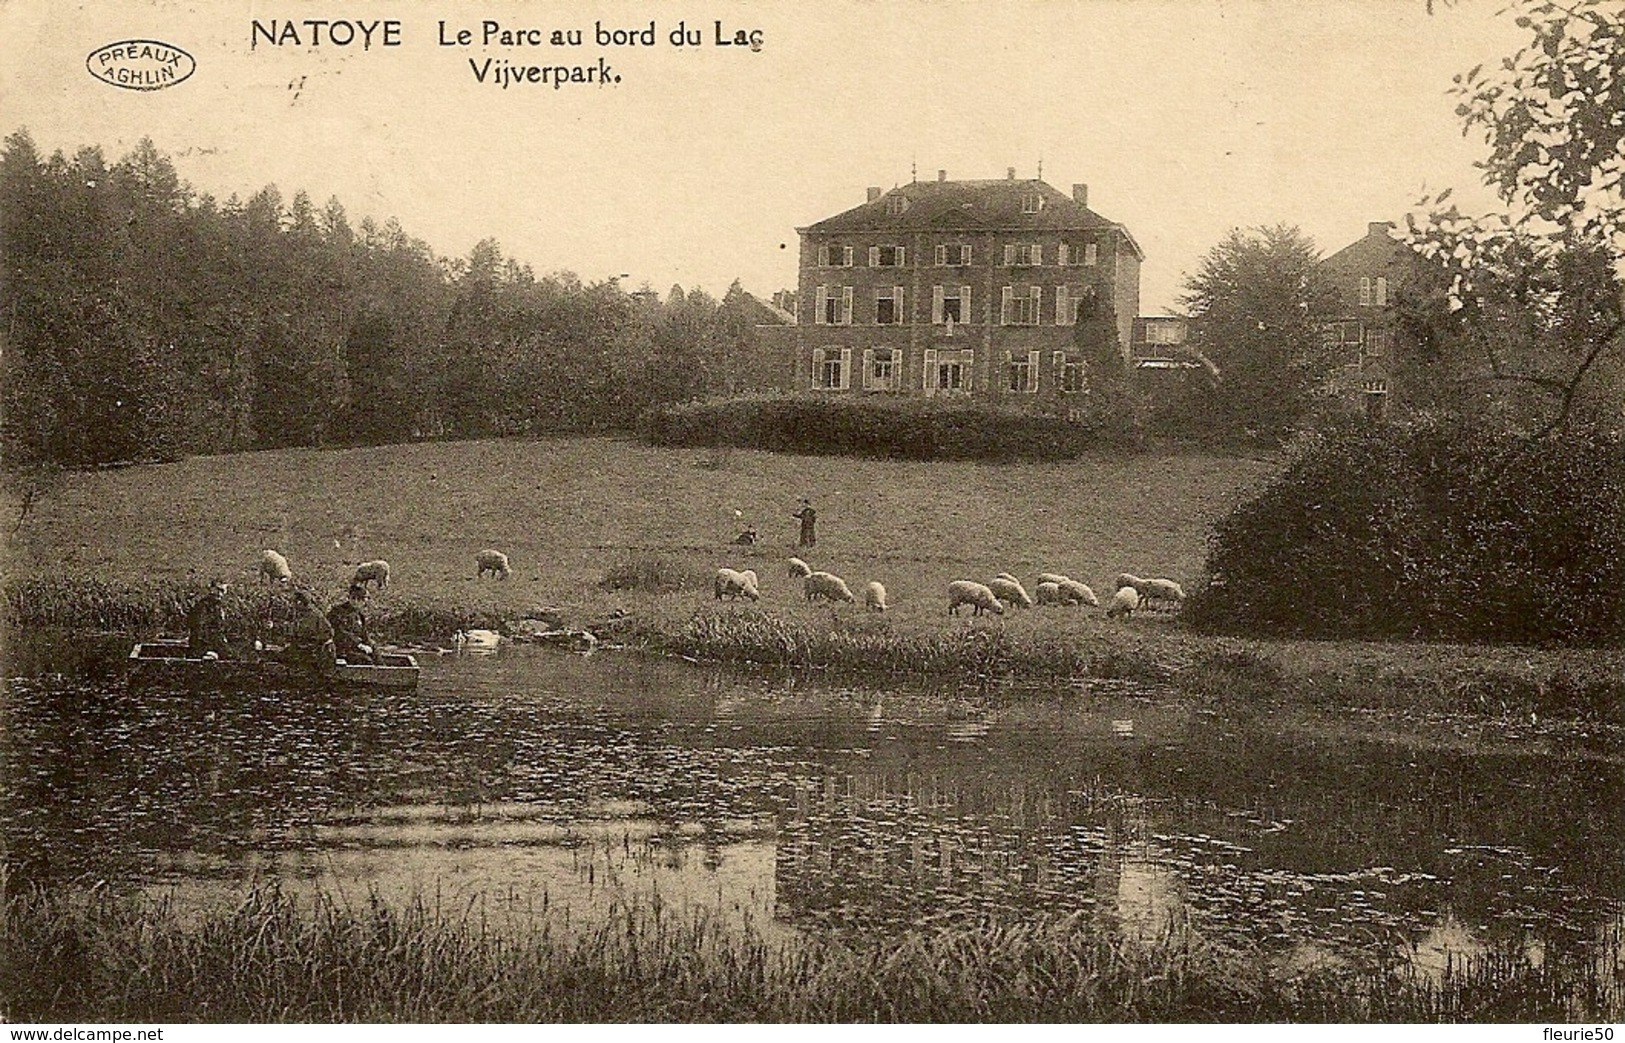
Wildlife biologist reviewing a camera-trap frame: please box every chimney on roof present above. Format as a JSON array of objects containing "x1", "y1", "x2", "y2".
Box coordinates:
[
  {"x1": 1007, "y1": 167, "x2": 1016, "y2": 180},
  {"x1": 867, "y1": 187, "x2": 881, "y2": 203},
  {"x1": 1072, "y1": 183, "x2": 1088, "y2": 207},
  {"x1": 938, "y1": 169, "x2": 946, "y2": 182},
  {"x1": 1369, "y1": 220, "x2": 1396, "y2": 237}
]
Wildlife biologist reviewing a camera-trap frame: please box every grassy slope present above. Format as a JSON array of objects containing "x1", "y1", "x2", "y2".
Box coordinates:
[
  {"x1": 6, "y1": 435, "x2": 1622, "y2": 720},
  {"x1": 4, "y1": 434, "x2": 1272, "y2": 624}
]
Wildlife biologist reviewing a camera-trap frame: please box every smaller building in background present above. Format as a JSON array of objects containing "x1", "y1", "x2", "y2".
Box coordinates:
[
  {"x1": 1315, "y1": 221, "x2": 1428, "y2": 420},
  {"x1": 1129, "y1": 316, "x2": 1193, "y2": 370}
]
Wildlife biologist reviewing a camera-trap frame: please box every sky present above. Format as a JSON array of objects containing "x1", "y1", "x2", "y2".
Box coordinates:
[{"x1": 3, "y1": 0, "x2": 1530, "y2": 313}]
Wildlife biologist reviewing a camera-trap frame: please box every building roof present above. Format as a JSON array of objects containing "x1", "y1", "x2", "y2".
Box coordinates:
[
  {"x1": 800, "y1": 177, "x2": 1143, "y2": 259},
  {"x1": 1320, "y1": 221, "x2": 1423, "y2": 274}
]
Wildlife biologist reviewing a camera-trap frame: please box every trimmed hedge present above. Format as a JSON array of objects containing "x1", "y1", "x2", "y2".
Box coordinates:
[
  {"x1": 1185, "y1": 418, "x2": 1625, "y2": 645},
  {"x1": 639, "y1": 393, "x2": 1137, "y2": 461}
]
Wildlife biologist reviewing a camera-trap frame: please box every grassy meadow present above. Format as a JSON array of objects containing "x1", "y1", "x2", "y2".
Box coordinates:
[{"x1": 5, "y1": 434, "x2": 1623, "y2": 720}]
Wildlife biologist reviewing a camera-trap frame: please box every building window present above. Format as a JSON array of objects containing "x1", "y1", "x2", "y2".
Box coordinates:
[
  {"x1": 1007, "y1": 351, "x2": 1039, "y2": 393},
  {"x1": 1056, "y1": 286, "x2": 1093, "y2": 326},
  {"x1": 874, "y1": 285, "x2": 904, "y2": 325},
  {"x1": 1001, "y1": 285, "x2": 1041, "y2": 326},
  {"x1": 933, "y1": 285, "x2": 970, "y2": 325},
  {"x1": 869, "y1": 245, "x2": 906, "y2": 267},
  {"x1": 818, "y1": 245, "x2": 854, "y2": 268},
  {"x1": 923, "y1": 348, "x2": 972, "y2": 394},
  {"x1": 1004, "y1": 243, "x2": 1042, "y2": 266},
  {"x1": 886, "y1": 195, "x2": 911, "y2": 216},
  {"x1": 1375, "y1": 276, "x2": 1388, "y2": 306},
  {"x1": 1054, "y1": 352, "x2": 1086, "y2": 393},
  {"x1": 935, "y1": 243, "x2": 971, "y2": 266},
  {"x1": 1143, "y1": 320, "x2": 1185, "y2": 345},
  {"x1": 1021, "y1": 193, "x2": 1044, "y2": 214},
  {"x1": 1061, "y1": 242, "x2": 1098, "y2": 266},
  {"x1": 1365, "y1": 328, "x2": 1391, "y2": 357},
  {"x1": 864, "y1": 347, "x2": 897, "y2": 390},
  {"x1": 811, "y1": 347, "x2": 851, "y2": 390},
  {"x1": 1322, "y1": 320, "x2": 1363, "y2": 347},
  {"x1": 815, "y1": 285, "x2": 853, "y2": 326},
  {"x1": 1359, "y1": 277, "x2": 1372, "y2": 306}
]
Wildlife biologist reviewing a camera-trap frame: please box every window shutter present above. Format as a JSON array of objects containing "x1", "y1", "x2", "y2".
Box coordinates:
[
  {"x1": 841, "y1": 286, "x2": 853, "y2": 325},
  {"x1": 923, "y1": 348, "x2": 937, "y2": 391},
  {"x1": 1004, "y1": 243, "x2": 1015, "y2": 266},
  {"x1": 1055, "y1": 285, "x2": 1069, "y2": 325},
  {"x1": 1001, "y1": 286, "x2": 1013, "y2": 326},
  {"x1": 840, "y1": 347, "x2": 853, "y2": 389},
  {"x1": 961, "y1": 285, "x2": 971, "y2": 323},
  {"x1": 815, "y1": 285, "x2": 828, "y2": 326},
  {"x1": 1085, "y1": 243, "x2": 1098, "y2": 266},
  {"x1": 1376, "y1": 276, "x2": 1388, "y2": 306},
  {"x1": 932, "y1": 286, "x2": 944, "y2": 324},
  {"x1": 843, "y1": 246, "x2": 853, "y2": 267},
  {"x1": 964, "y1": 351, "x2": 974, "y2": 391},
  {"x1": 1027, "y1": 351, "x2": 1040, "y2": 393},
  {"x1": 869, "y1": 246, "x2": 880, "y2": 268},
  {"x1": 1052, "y1": 351, "x2": 1065, "y2": 376},
  {"x1": 818, "y1": 245, "x2": 828, "y2": 267},
  {"x1": 1032, "y1": 286, "x2": 1042, "y2": 325},
  {"x1": 1360, "y1": 277, "x2": 1371, "y2": 306},
  {"x1": 1031, "y1": 243, "x2": 1042, "y2": 266},
  {"x1": 812, "y1": 347, "x2": 826, "y2": 388},
  {"x1": 935, "y1": 244, "x2": 946, "y2": 266},
  {"x1": 862, "y1": 348, "x2": 874, "y2": 389}
]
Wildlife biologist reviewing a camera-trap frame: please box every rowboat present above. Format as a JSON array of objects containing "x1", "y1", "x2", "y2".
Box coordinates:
[{"x1": 127, "y1": 639, "x2": 420, "y2": 692}]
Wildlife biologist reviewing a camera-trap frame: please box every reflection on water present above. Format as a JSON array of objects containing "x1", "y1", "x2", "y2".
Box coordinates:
[{"x1": 3, "y1": 638, "x2": 1623, "y2": 985}]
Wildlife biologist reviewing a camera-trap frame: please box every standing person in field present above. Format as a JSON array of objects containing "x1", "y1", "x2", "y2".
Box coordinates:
[
  {"x1": 328, "y1": 584, "x2": 379, "y2": 665},
  {"x1": 793, "y1": 498, "x2": 817, "y2": 548},
  {"x1": 186, "y1": 578, "x2": 231, "y2": 659}
]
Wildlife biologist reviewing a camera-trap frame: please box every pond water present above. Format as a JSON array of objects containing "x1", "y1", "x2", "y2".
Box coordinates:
[{"x1": 4, "y1": 637, "x2": 1623, "y2": 983}]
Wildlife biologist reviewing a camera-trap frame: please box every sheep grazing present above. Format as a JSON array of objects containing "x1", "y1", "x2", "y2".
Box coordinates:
[
  {"x1": 787, "y1": 556, "x2": 813, "y2": 579},
  {"x1": 1035, "y1": 572, "x2": 1072, "y2": 587},
  {"x1": 1056, "y1": 579, "x2": 1100, "y2": 607},
  {"x1": 1115, "y1": 572, "x2": 1147, "y2": 593},
  {"x1": 1139, "y1": 578, "x2": 1187, "y2": 607},
  {"x1": 259, "y1": 549, "x2": 293, "y2": 585},
  {"x1": 864, "y1": 580, "x2": 889, "y2": 612},
  {"x1": 947, "y1": 580, "x2": 1005, "y2": 617},
  {"x1": 714, "y1": 567, "x2": 761, "y2": 601},
  {"x1": 986, "y1": 575, "x2": 1034, "y2": 609},
  {"x1": 804, "y1": 570, "x2": 856, "y2": 604},
  {"x1": 476, "y1": 549, "x2": 512, "y2": 581},
  {"x1": 1035, "y1": 581, "x2": 1064, "y2": 606},
  {"x1": 352, "y1": 559, "x2": 391, "y2": 591},
  {"x1": 1106, "y1": 585, "x2": 1141, "y2": 619}
]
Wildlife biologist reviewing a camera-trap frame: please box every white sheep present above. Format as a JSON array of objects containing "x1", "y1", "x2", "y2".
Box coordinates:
[
  {"x1": 1035, "y1": 572, "x2": 1072, "y2": 587},
  {"x1": 804, "y1": 570, "x2": 856, "y2": 603},
  {"x1": 1057, "y1": 579, "x2": 1100, "y2": 606},
  {"x1": 476, "y1": 549, "x2": 512, "y2": 580},
  {"x1": 1035, "y1": 581, "x2": 1064, "y2": 606},
  {"x1": 352, "y1": 559, "x2": 391, "y2": 590},
  {"x1": 1115, "y1": 572, "x2": 1146, "y2": 593},
  {"x1": 714, "y1": 567, "x2": 761, "y2": 601},
  {"x1": 1106, "y1": 585, "x2": 1140, "y2": 619},
  {"x1": 787, "y1": 556, "x2": 813, "y2": 579},
  {"x1": 259, "y1": 549, "x2": 292, "y2": 585},
  {"x1": 947, "y1": 580, "x2": 1005, "y2": 617},
  {"x1": 986, "y1": 576, "x2": 1034, "y2": 609},
  {"x1": 1139, "y1": 577, "x2": 1187, "y2": 606},
  {"x1": 864, "y1": 580, "x2": 888, "y2": 612}
]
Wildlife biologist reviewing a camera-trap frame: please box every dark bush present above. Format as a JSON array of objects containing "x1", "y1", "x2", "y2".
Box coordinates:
[
  {"x1": 1185, "y1": 417, "x2": 1625, "y2": 645},
  {"x1": 639, "y1": 393, "x2": 1138, "y2": 462}
]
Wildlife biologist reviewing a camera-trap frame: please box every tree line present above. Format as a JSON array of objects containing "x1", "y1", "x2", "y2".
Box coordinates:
[{"x1": 0, "y1": 129, "x2": 773, "y2": 473}]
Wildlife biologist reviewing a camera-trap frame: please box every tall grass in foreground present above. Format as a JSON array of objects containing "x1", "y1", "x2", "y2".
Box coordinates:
[{"x1": 2, "y1": 885, "x2": 1617, "y2": 1023}]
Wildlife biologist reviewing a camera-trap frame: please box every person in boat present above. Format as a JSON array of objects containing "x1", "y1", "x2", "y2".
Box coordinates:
[
  {"x1": 287, "y1": 588, "x2": 336, "y2": 673},
  {"x1": 327, "y1": 583, "x2": 379, "y2": 665},
  {"x1": 186, "y1": 578, "x2": 232, "y2": 660}
]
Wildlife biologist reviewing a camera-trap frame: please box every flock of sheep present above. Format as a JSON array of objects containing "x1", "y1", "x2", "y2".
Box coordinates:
[
  {"x1": 255, "y1": 547, "x2": 513, "y2": 591},
  {"x1": 716, "y1": 557, "x2": 1186, "y2": 620}
]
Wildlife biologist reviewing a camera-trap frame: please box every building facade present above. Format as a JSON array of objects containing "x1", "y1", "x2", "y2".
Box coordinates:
[
  {"x1": 792, "y1": 170, "x2": 1142, "y2": 399},
  {"x1": 1316, "y1": 221, "x2": 1428, "y2": 419}
]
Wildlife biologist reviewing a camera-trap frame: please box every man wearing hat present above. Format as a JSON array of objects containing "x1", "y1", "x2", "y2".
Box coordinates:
[
  {"x1": 288, "y1": 588, "x2": 337, "y2": 673},
  {"x1": 328, "y1": 583, "x2": 379, "y2": 665},
  {"x1": 792, "y1": 498, "x2": 817, "y2": 548}
]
